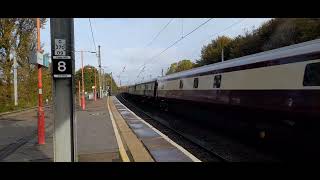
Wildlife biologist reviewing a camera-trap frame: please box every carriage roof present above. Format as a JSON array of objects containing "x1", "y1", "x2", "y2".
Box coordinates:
[{"x1": 158, "y1": 38, "x2": 320, "y2": 81}]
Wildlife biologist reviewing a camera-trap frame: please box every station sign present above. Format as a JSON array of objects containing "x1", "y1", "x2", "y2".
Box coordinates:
[{"x1": 52, "y1": 39, "x2": 72, "y2": 78}]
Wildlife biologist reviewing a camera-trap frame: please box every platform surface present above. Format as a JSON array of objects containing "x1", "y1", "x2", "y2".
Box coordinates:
[
  {"x1": 112, "y1": 97, "x2": 197, "y2": 162},
  {"x1": 77, "y1": 98, "x2": 120, "y2": 162},
  {"x1": 0, "y1": 98, "x2": 121, "y2": 162}
]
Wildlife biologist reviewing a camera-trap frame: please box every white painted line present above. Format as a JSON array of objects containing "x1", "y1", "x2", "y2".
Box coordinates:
[
  {"x1": 114, "y1": 97, "x2": 202, "y2": 162},
  {"x1": 107, "y1": 97, "x2": 130, "y2": 162},
  {"x1": 53, "y1": 74, "x2": 71, "y2": 78}
]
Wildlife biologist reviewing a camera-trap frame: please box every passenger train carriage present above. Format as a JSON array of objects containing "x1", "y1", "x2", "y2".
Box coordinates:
[
  {"x1": 128, "y1": 79, "x2": 157, "y2": 98},
  {"x1": 126, "y1": 39, "x2": 320, "y2": 118}
]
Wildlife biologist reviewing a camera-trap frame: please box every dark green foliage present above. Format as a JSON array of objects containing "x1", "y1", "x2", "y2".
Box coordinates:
[
  {"x1": 166, "y1": 59, "x2": 194, "y2": 75},
  {"x1": 0, "y1": 18, "x2": 50, "y2": 113},
  {"x1": 193, "y1": 18, "x2": 320, "y2": 69},
  {"x1": 75, "y1": 66, "x2": 118, "y2": 95}
]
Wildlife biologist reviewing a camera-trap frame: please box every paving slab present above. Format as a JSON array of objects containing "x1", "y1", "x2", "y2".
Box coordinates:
[
  {"x1": 76, "y1": 98, "x2": 120, "y2": 161},
  {"x1": 0, "y1": 98, "x2": 121, "y2": 162},
  {"x1": 112, "y1": 97, "x2": 194, "y2": 162}
]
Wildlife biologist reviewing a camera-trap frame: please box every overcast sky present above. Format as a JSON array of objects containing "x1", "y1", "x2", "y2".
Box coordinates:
[{"x1": 41, "y1": 18, "x2": 270, "y2": 86}]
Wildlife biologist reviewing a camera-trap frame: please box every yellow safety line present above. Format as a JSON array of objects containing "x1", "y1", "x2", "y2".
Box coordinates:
[{"x1": 107, "y1": 96, "x2": 130, "y2": 162}]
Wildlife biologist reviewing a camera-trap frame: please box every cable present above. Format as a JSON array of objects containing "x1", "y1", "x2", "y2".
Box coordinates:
[
  {"x1": 88, "y1": 18, "x2": 97, "y2": 52},
  {"x1": 190, "y1": 18, "x2": 246, "y2": 57},
  {"x1": 137, "y1": 18, "x2": 214, "y2": 74},
  {"x1": 181, "y1": 18, "x2": 184, "y2": 38},
  {"x1": 130, "y1": 18, "x2": 174, "y2": 82},
  {"x1": 145, "y1": 18, "x2": 174, "y2": 48}
]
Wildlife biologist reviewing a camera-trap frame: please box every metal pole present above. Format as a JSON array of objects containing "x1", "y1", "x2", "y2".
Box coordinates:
[
  {"x1": 98, "y1": 45, "x2": 102, "y2": 98},
  {"x1": 94, "y1": 69, "x2": 97, "y2": 101},
  {"x1": 37, "y1": 18, "x2": 45, "y2": 145},
  {"x1": 51, "y1": 18, "x2": 77, "y2": 162},
  {"x1": 102, "y1": 69, "x2": 105, "y2": 97},
  {"x1": 110, "y1": 72, "x2": 112, "y2": 96},
  {"x1": 13, "y1": 50, "x2": 18, "y2": 106},
  {"x1": 81, "y1": 50, "x2": 85, "y2": 110},
  {"x1": 78, "y1": 80, "x2": 81, "y2": 107},
  {"x1": 221, "y1": 48, "x2": 224, "y2": 62}
]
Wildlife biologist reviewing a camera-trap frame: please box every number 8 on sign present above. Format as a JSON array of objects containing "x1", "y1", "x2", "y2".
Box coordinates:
[{"x1": 58, "y1": 61, "x2": 66, "y2": 72}]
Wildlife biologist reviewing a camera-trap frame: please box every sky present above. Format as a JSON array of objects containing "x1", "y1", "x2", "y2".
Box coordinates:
[{"x1": 41, "y1": 18, "x2": 271, "y2": 86}]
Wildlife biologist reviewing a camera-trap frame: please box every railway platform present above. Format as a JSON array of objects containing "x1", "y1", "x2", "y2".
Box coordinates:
[
  {"x1": 110, "y1": 96, "x2": 200, "y2": 162},
  {"x1": 0, "y1": 96, "x2": 199, "y2": 162}
]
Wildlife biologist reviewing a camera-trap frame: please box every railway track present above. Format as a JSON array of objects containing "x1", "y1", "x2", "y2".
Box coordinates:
[{"x1": 117, "y1": 94, "x2": 230, "y2": 162}]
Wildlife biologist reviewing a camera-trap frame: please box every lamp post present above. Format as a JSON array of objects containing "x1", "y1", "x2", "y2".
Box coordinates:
[
  {"x1": 78, "y1": 80, "x2": 81, "y2": 107},
  {"x1": 75, "y1": 50, "x2": 96, "y2": 109},
  {"x1": 94, "y1": 69, "x2": 97, "y2": 101},
  {"x1": 81, "y1": 51, "x2": 85, "y2": 110},
  {"x1": 37, "y1": 18, "x2": 45, "y2": 145},
  {"x1": 87, "y1": 67, "x2": 97, "y2": 101}
]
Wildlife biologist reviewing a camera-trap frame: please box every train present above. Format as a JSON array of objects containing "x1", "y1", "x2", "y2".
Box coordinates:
[{"x1": 124, "y1": 39, "x2": 320, "y2": 130}]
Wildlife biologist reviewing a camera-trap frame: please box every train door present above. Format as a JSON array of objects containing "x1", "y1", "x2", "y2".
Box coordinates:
[
  {"x1": 154, "y1": 81, "x2": 158, "y2": 98},
  {"x1": 144, "y1": 84, "x2": 147, "y2": 96}
]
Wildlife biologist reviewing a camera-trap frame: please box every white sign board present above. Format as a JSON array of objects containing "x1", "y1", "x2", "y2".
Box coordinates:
[
  {"x1": 37, "y1": 52, "x2": 43, "y2": 65},
  {"x1": 55, "y1": 39, "x2": 66, "y2": 56},
  {"x1": 29, "y1": 51, "x2": 47, "y2": 67}
]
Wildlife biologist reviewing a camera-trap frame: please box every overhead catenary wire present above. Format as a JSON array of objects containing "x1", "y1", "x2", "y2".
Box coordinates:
[
  {"x1": 190, "y1": 18, "x2": 246, "y2": 57},
  {"x1": 136, "y1": 18, "x2": 214, "y2": 77},
  {"x1": 88, "y1": 18, "x2": 97, "y2": 52},
  {"x1": 138, "y1": 18, "x2": 244, "y2": 82},
  {"x1": 131, "y1": 18, "x2": 174, "y2": 82},
  {"x1": 145, "y1": 18, "x2": 175, "y2": 48}
]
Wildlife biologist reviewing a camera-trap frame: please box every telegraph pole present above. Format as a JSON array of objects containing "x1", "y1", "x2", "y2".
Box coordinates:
[
  {"x1": 51, "y1": 18, "x2": 77, "y2": 162},
  {"x1": 37, "y1": 18, "x2": 45, "y2": 145}
]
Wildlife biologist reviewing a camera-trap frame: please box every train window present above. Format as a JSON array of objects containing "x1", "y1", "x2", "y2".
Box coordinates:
[
  {"x1": 179, "y1": 80, "x2": 183, "y2": 89},
  {"x1": 193, "y1": 78, "x2": 199, "y2": 88},
  {"x1": 303, "y1": 62, "x2": 320, "y2": 86},
  {"x1": 213, "y1": 75, "x2": 222, "y2": 88}
]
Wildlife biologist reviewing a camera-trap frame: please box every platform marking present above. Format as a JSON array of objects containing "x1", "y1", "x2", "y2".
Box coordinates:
[
  {"x1": 114, "y1": 97, "x2": 202, "y2": 162},
  {"x1": 107, "y1": 97, "x2": 130, "y2": 162}
]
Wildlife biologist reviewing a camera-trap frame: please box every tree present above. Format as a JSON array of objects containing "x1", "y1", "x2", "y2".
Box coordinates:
[
  {"x1": 196, "y1": 36, "x2": 232, "y2": 66},
  {"x1": 176, "y1": 59, "x2": 194, "y2": 72},
  {"x1": 103, "y1": 73, "x2": 118, "y2": 94},
  {"x1": 166, "y1": 62, "x2": 177, "y2": 75},
  {"x1": 75, "y1": 66, "x2": 118, "y2": 96},
  {"x1": 166, "y1": 60, "x2": 194, "y2": 75},
  {"x1": 196, "y1": 18, "x2": 320, "y2": 68},
  {"x1": 75, "y1": 65, "x2": 98, "y2": 93},
  {"x1": 0, "y1": 18, "x2": 48, "y2": 112}
]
